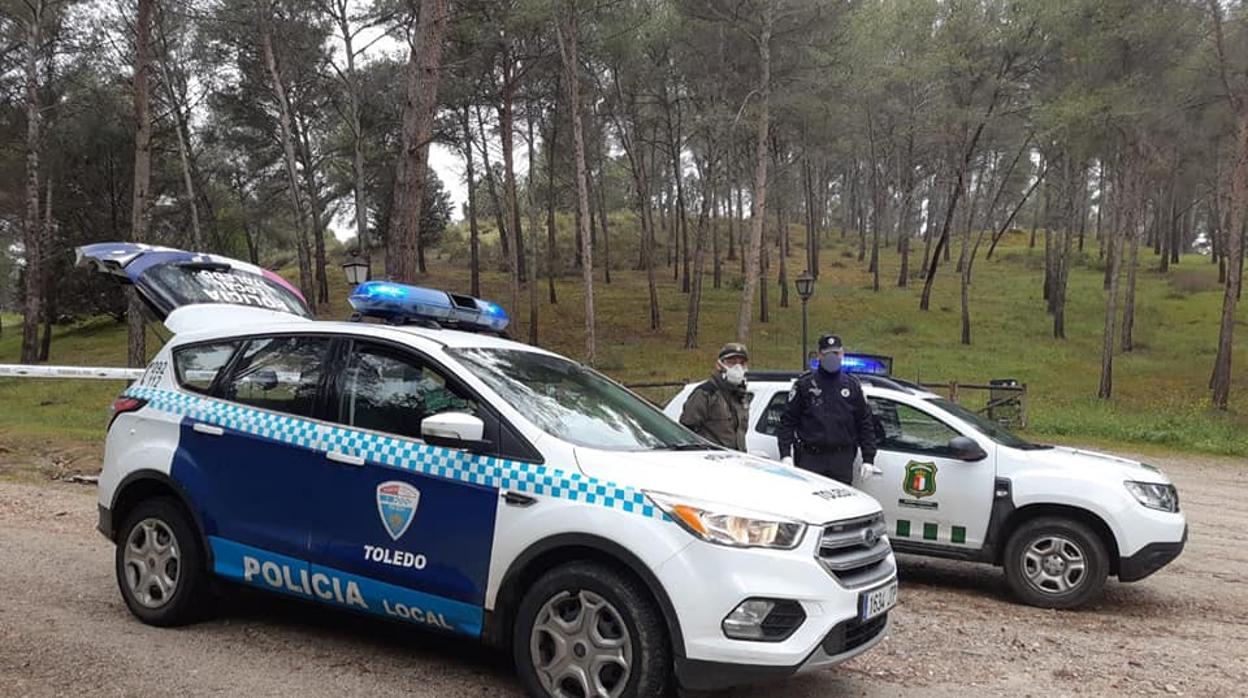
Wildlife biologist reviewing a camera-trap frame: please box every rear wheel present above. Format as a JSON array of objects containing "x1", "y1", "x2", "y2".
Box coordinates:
[
  {"x1": 1004, "y1": 516, "x2": 1108, "y2": 609},
  {"x1": 512, "y1": 561, "x2": 672, "y2": 698},
  {"x1": 115, "y1": 497, "x2": 212, "y2": 626}
]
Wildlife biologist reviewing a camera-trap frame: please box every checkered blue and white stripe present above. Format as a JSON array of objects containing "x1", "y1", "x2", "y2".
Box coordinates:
[{"x1": 125, "y1": 386, "x2": 666, "y2": 520}]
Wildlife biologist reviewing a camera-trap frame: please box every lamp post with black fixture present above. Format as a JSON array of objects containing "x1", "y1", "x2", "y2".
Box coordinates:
[
  {"x1": 795, "y1": 271, "x2": 815, "y2": 371},
  {"x1": 342, "y1": 249, "x2": 370, "y2": 286}
]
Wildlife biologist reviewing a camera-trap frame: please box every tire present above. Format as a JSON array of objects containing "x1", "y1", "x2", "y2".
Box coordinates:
[
  {"x1": 512, "y1": 561, "x2": 672, "y2": 698},
  {"x1": 1003, "y1": 516, "x2": 1109, "y2": 609},
  {"x1": 115, "y1": 496, "x2": 212, "y2": 626}
]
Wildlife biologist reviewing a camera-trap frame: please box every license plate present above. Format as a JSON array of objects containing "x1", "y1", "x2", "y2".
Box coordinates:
[{"x1": 859, "y1": 581, "x2": 898, "y2": 622}]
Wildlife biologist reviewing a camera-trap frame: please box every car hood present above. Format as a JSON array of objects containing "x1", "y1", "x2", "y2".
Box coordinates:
[
  {"x1": 1010, "y1": 445, "x2": 1172, "y2": 485},
  {"x1": 573, "y1": 448, "x2": 882, "y2": 524}
]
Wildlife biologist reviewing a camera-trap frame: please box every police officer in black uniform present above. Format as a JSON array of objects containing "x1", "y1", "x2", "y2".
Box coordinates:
[{"x1": 777, "y1": 334, "x2": 880, "y2": 485}]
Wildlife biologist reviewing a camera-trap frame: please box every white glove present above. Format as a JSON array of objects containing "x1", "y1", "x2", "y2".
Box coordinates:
[
  {"x1": 781, "y1": 456, "x2": 795, "y2": 467},
  {"x1": 858, "y1": 462, "x2": 883, "y2": 480}
]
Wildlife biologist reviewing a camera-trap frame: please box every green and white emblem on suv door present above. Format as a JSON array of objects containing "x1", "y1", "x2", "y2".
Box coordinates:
[{"x1": 903, "y1": 461, "x2": 938, "y2": 499}]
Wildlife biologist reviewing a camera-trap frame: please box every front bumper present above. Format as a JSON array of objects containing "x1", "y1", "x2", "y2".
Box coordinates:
[
  {"x1": 1119, "y1": 525, "x2": 1187, "y2": 582},
  {"x1": 675, "y1": 614, "x2": 890, "y2": 691},
  {"x1": 655, "y1": 531, "x2": 896, "y2": 690}
]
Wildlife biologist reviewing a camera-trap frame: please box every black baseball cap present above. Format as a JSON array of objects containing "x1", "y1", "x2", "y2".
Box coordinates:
[{"x1": 817, "y1": 334, "x2": 844, "y2": 352}]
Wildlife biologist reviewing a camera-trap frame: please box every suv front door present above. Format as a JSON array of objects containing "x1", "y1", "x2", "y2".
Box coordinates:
[
  {"x1": 309, "y1": 340, "x2": 501, "y2": 636},
  {"x1": 860, "y1": 397, "x2": 995, "y2": 551}
]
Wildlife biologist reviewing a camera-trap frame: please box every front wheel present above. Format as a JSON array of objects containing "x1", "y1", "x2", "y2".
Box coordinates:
[
  {"x1": 115, "y1": 497, "x2": 212, "y2": 626},
  {"x1": 512, "y1": 561, "x2": 672, "y2": 698},
  {"x1": 1003, "y1": 516, "x2": 1109, "y2": 609}
]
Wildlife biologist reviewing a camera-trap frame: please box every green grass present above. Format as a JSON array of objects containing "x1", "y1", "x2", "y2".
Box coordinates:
[{"x1": 2, "y1": 227, "x2": 1246, "y2": 479}]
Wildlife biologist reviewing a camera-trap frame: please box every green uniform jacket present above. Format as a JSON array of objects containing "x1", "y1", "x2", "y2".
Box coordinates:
[{"x1": 679, "y1": 373, "x2": 750, "y2": 451}]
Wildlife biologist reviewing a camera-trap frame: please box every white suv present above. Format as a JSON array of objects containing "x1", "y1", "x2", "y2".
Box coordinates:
[
  {"x1": 80, "y1": 243, "x2": 898, "y2": 696},
  {"x1": 666, "y1": 373, "x2": 1187, "y2": 609}
]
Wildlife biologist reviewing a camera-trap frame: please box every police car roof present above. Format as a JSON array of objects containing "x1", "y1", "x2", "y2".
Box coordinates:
[{"x1": 168, "y1": 316, "x2": 558, "y2": 356}]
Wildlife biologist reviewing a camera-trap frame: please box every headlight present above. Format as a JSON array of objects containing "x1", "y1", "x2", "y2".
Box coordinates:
[
  {"x1": 645, "y1": 491, "x2": 806, "y2": 549},
  {"x1": 1124, "y1": 481, "x2": 1179, "y2": 513}
]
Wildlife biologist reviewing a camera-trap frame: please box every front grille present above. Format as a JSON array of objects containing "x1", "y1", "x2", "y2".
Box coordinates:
[
  {"x1": 816, "y1": 513, "x2": 894, "y2": 588},
  {"x1": 822, "y1": 613, "x2": 889, "y2": 657}
]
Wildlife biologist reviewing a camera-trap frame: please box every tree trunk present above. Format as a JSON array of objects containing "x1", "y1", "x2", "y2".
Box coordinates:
[
  {"x1": 157, "y1": 44, "x2": 204, "y2": 251},
  {"x1": 597, "y1": 145, "x2": 612, "y2": 284},
  {"x1": 611, "y1": 69, "x2": 660, "y2": 330},
  {"x1": 557, "y1": 7, "x2": 595, "y2": 364},
  {"x1": 1100, "y1": 159, "x2": 1137, "y2": 400},
  {"x1": 19, "y1": 0, "x2": 44, "y2": 364},
  {"x1": 525, "y1": 102, "x2": 540, "y2": 344},
  {"x1": 685, "y1": 154, "x2": 716, "y2": 349},
  {"x1": 476, "y1": 104, "x2": 510, "y2": 262},
  {"x1": 387, "y1": 0, "x2": 448, "y2": 284},
  {"x1": 38, "y1": 174, "x2": 54, "y2": 361},
  {"x1": 736, "y1": 3, "x2": 772, "y2": 343},
  {"x1": 1212, "y1": 110, "x2": 1247, "y2": 408},
  {"x1": 546, "y1": 96, "x2": 559, "y2": 305},
  {"x1": 1121, "y1": 198, "x2": 1143, "y2": 352},
  {"x1": 128, "y1": 0, "x2": 155, "y2": 366},
  {"x1": 295, "y1": 116, "x2": 330, "y2": 300},
  {"x1": 498, "y1": 44, "x2": 525, "y2": 305},
  {"x1": 778, "y1": 186, "x2": 789, "y2": 308},
  {"x1": 1096, "y1": 162, "x2": 1106, "y2": 258},
  {"x1": 1053, "y1": 158, "x2": 1077, "y2": 340},
  {"x1": 335, "y1": 3, "x2": 370, "y2": 259},
  {"x1": 261, "y1": 15, "x2": 315, "y2": 313},
  {"x1": 461, "y1": 107, "x2": 481, "y2": 296}
]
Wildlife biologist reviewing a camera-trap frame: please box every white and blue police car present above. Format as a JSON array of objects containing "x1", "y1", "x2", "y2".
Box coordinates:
[
  {"x1": 79, "y1": 243, "x2": 898, "y2": 697},
  {"x1": 666, "y1": 366, "x2": 1187, "y2": 609}
]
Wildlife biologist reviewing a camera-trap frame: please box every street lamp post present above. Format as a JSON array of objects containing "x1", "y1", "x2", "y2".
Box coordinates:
[
  {"x1": 342, "y1": 249, "x2": 370, "y2": 286},
  {"x1": 795, "y1": 271, "x2": 816, "y2": 371}
]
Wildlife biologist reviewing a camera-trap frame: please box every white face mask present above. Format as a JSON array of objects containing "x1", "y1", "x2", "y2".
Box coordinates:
[{"x1": 722, "y1": 363, "x2": 747, "y2": 386}]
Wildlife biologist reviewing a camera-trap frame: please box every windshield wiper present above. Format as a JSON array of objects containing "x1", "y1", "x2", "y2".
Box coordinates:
[{"x1": 654, "y1": 443, "x2": 712, "y2": 451}]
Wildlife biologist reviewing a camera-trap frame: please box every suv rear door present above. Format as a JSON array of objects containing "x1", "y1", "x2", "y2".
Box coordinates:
[{"x1": 175, "y1": 334, "x2": 334, "y2": 565}]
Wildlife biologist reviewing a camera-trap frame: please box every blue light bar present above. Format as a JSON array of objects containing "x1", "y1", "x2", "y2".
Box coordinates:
[
  {"x1": 348, "y1": 281, "x2": 509, "y2": 333},
  {"x1": 841, "y1": 353, "x2": 892, "y2": 376}
]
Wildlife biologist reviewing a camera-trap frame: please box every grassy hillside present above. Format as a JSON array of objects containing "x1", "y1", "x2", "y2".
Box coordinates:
[{"x1": 2, "y1": 229, "x2": 1245, "y2": 480}]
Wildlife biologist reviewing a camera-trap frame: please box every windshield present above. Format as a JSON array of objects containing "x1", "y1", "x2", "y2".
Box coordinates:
[
  {"x1": 449, "y1": 348, "x2": 707, "y2": 451},
  {"x1": 926, "y1": 398, "x2": 1048, "y2": 450}
]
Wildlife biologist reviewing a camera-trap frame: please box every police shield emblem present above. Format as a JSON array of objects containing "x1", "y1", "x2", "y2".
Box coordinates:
[
  {"x1": 903, "y1": 461, "x2": 938, "y2": 499},
  {"x1": 377, "y1": 481, "x2": 421, "y2": 541}
]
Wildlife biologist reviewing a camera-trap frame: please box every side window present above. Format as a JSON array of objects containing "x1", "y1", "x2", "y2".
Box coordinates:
[
  {"x1": 756, "y1": 391, "x2": 787, "y2": 436},
  {"x1": 222, "y1": 336, "x2": 331, "y2": 418},
  {"x1": 867, "y1": 398, "x2": 963, "y2": 457},
  {"x1": 339, "y1": 344, "x2": 478, "y2": 440},
  {"x1": 173, "y1": 342, "x2": 238, "y2": 395}
]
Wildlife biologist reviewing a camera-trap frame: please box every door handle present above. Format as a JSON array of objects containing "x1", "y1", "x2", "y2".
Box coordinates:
[
  {"x1": 502, "y1": 490, "x2": 537, "y2": 507},
  {"x1": 192, "y1": 422, "x2": 224, "y2": 436},
  {"x1": 325, "y1": 450, "x2": 365, "y2": 467}
]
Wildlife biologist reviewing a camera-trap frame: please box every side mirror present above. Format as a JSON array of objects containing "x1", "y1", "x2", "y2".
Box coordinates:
[
  {"x1": 421, "y1": 412, "x2": 486, "y2": 449},
  {"x1": 250, "y1": 369, "x2": 279, "y2": 391},
  {"x1": 948, "y1": 435, "x2": 987, "y2": 462}
]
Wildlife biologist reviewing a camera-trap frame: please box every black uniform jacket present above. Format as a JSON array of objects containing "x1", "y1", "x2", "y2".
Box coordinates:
[{"x1": 777, "y1": 369, "x2": 878, "y2": 462}]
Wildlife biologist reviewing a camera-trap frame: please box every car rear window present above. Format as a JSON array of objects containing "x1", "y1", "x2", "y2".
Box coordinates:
[
  {"x1": 141, "y1": 264, "x2": 311, "y2": 317},
  {"x1": 173, "y1": 342, "x2": 240, "y2": 395}
]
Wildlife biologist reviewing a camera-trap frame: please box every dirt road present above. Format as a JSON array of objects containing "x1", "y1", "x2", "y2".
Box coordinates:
[{"x1": 1, "y1": 449, "x2": 1245, "y2": 697}]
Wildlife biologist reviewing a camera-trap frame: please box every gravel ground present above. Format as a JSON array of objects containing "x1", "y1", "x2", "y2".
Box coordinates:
[{"x1": 1, "y1": 448, "x2": 1244, "y2": 697}]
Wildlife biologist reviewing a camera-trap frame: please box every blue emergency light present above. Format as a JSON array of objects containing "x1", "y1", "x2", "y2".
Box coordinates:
[
  {"x1": 348, "y1": 281, "x2": 509, "y2": 333},
  {"x1": 842, "y1": 353, "x2": 892, "y2": 376},
  {"x1": 809, "y1": 352, "x2": 894, "y2": 375}
]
